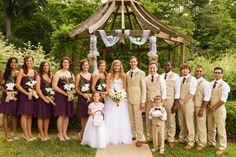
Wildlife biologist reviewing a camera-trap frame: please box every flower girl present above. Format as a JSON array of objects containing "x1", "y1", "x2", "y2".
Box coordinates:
[{"x1": 81, "y1": 92, "x2": 109, "y2": 149}]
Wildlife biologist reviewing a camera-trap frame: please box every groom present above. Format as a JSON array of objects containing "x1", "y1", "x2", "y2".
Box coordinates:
[{"x1": 127, "y1": 56, "x2": 146, "y2": 147}]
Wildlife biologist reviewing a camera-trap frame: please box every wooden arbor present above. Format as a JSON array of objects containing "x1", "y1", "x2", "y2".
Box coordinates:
[{"x1": 69, "y1": 0, "x2": 192, "y2": 64}]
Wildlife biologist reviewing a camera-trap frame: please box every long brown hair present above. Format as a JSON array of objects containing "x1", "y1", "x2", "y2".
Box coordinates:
[
  {"x1": 109, "y1": 59, "x2": 125, "y2": 81},
  {"x1": 22, "y1": 55, "x2": 34, "y2": 75},
  {"x1": 98, "y1": 60, "x2": 107, "y2": 76},
  {"x1": 60, "y1": 57, "x2": 72, "y2": 70},
  {"x1": 39, "y1": 61, "x2": 51, "y2": 78}
]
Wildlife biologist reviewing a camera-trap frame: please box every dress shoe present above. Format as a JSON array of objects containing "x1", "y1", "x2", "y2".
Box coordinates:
[
  {"x1": 57, "y1": 134, "x2": 65, "y2": 141},
  {"x1": 196, "y1": 145, "x2": 204, "y2": 151},
  {"x1": 205, "y1": 143, "x2": 215, "y2": 147},
  {"x1": 64, "y1": 135, "x2": 70, "y2": 140},
  {"x1": 136, "y1": 141, "x2": 142, "y2": 147},
  {"x1": 6, "y1": 137, "x2": 13, "y2": 142},
  {"x1": 151, "y1": 148, "x2": 157, "y2": 152},
  {"x1": 216, "y1": 149, "x2": 225, "y2": 155},
  {"x1": 23, "y1": 135, "x2": 33, "y2": 142},
  {"x1": 159, "y1": 149, "x2": 164, "y2": 154},
  {"x1": 184, "y1": 144, "x2": 193, "y2": 150},
  {"x1": 168, "y1": 142, "x2": 175, "y2": 148}
]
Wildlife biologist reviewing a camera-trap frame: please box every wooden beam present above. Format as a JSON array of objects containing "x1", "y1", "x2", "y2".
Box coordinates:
[
  {"x1": 134, "y1": 1, "x2": 178, "y2": 38},
  {"x1": 126, "y1": 5, "x2": 134, "y2": 30},
  {"x1": 69, "y1": 2, "x2": 109, "y2": 38},
  {"x1": 112, "y1": 12, "x2": 133, "y2": 16},
  {"x1": 98, "y1": 46, "x2": 171, "y2": 53},
  {"x1": 121, "y1": 0, "x2": 125, "y2": 29},
  {"x1": 130, "y1": 0, "x2": 160, "y2": 34},
  {"x1": 110, "y1": 5, "x2": 120, "y2": 30},
  {"x1": 180, "y1": 43, "x2": 185, "y2": 65},
  {"x1": 89, "y1": 1, "x2": 116, "y2": 33},
  {"x1": 156, "y1": 32, "x2": 184, "y2": 43}
]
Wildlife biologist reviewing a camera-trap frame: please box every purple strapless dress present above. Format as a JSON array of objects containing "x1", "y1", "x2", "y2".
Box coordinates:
[
  {"x1": 54, "y1": 77, "x2": 74, "y2": 117},
  {"x1": 35, "y1": 78, "x2": 54, "y2": 118},
  {"x1": 0, "y1": 76, "x2": 18, "y2": 115},
  {"x1": 77, "y1": 75, "x2": 92, "y2": 118},
  {"x1": 18, "y1": 76, "x2": 36, "y2": 115}
]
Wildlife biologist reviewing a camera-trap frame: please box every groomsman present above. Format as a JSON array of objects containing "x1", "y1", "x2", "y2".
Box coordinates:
[
  {"x1": 194, "y1": 66, "x2": 211, "y2": 151},
  {"x1": 161, "y1": 61, "x2": 180, "y2": 148},
  {"x1": 127, "y1": 56, "x2": 146, "y2": 147},
  {"x1": 207, "y1": 67, "x2": 230, "y2": 155},
  {"x1": 178, "y1": 64, "x2": 197, "y2": 150},
  {"x1": 145, "y1": 62, "x2": 166, "y2": 142}
]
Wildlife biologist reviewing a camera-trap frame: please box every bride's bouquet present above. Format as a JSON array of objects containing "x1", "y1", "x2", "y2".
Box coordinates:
[
  {"x1": 79, "y1": 79, "x2": 91, "y2": 102},
  {"x1": 5, "y1": 77, "x2": 17, "y2": 103},
  {"x1": 45, "y1": 82, "x2": 56, "y2": 105},
  {"x1": 26, "y1": 77, "x2": 38, "y2": 100},
  {"x1": 109, "y1": 88, "x2": 127, "y2": 106}
]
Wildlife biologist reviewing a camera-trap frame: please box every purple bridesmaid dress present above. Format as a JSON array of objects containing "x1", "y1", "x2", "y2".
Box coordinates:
[
  {"x1": 54, "y1": 77, "x2": 74, "y2": 117},
  {"x1": 0, "y1": 76, "x2": 18, "y2": 115}
]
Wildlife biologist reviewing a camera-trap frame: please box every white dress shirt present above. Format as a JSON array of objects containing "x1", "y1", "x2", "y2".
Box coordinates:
[
  {"x1": 197, "y1": 77, "x2": 211, "y2": 101},
  {"x1": 147, "y1": 73, "x2": 166, "y2": 100},
  {"x1": 211, "y1": 79, "x2": 230, "y2": 102},
  {"x1": 161, "y1": 71, "x2": 180, "y2": 99},
  {"x1": 180, "y1": 74, "x2": 197, "y2": 95}
]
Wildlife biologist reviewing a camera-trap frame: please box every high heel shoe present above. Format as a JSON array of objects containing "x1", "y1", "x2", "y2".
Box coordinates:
[
  {"x1": 23, "y1": 135, "x2": 33, "y2": 142},
  {"x1": 38, "y1": 134, "x2": 47, "y2": 141},
  {"x1": 6, "y1": 137, "x2": 13, "y2": 142},
  {"x1": 57, "y1": 134, "x2": 65, "y2": 141},
  {"x1": 12, "y1": 133, "x2": 19, "y2": 140},
  {"x1": 64, "y1": 135, "x2": 70, "y2": 140}
]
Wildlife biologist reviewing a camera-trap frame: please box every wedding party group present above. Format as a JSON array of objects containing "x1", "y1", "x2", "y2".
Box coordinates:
[{"x1": 0, "y1": 55, "x2": 230, "y2": 155}]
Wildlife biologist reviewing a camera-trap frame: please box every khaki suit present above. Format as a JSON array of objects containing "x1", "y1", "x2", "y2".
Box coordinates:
[
  {"x1": 178, "y1": 76, "x2": 195, "y2": 146},
  {"x1": 207, "y1": 82, "x2": 227, "y2": 150},
  {"x1": 194, "y1": 79, "x2": 207, "y2": 147},
  {"x1": 127, "y1": 69, "x2": 146, "y2": 141},
  {"x1": 145, "y1": 74, "x2": 161, "y2": 139},
  {"x1": 163, "y1": 73, "x2": 176, "y2": 143}
]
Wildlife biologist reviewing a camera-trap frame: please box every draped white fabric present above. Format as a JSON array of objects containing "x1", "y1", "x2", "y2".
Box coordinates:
[
  {"x1": 147, "y1": 36, "x2": 157, "y2": 57},
  {"x1": 89, "y1": 34, "x2": 100, "y2": 56},
  {"x1": 124, "y1": 30, "x2": 150, "y2": 46},
  {"x1": 98, "y1": 30, "x2": 122, "y2": 47}
]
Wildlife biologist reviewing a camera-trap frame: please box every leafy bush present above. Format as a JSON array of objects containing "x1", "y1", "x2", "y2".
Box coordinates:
[
  {"x1": 226, "y1": 101, "x2": 236, "y2": 137},
  {"x1": 0, "y1": 34, "x2": 58, "y2": 72}
]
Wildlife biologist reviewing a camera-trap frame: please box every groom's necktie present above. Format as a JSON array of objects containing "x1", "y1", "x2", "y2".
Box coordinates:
[
  {"x1": 131, "y1": 71, "x2": 133, "y2": 78},
  {"x1": 182, "y1": 77, "x2": 186, "y2": 84}
]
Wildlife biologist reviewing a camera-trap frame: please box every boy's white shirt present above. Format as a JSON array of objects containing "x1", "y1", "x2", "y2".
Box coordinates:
[{"x1": 149, "y1": 106, "x2": 167, "y2": 121}]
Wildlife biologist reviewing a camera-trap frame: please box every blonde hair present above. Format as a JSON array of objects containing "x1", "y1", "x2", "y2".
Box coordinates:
[
  {"x1": 154, "y1": 95, "x2": 162, "y2": 102},
  {"x1": 109, "y1": 59, "x2": 125, "y2": 80}
]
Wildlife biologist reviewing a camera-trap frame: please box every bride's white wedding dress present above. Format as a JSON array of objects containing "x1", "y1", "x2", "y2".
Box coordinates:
[{"x1": 105, "y1": 79, "x2": 132, "y2": 144}]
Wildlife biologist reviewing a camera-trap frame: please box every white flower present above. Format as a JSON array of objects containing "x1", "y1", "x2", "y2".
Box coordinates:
[
  {"x1": 64, "y1": 83, "x2": 75, "y2": 92},
  {"x1": 26, "y1": 80, "x2": 37, "y2": 89},
  {"x1": 97, "y1": 83, "x2": 106, "y2": 91},
  {"x1": 5, "y1": 83, "x2": 16, "y2": 91},
  {"x1": 81, "y1": 83, "x2": 90, "y2": 92},
  {"x1": 45, "y1": 87, "x2": 55, "y2": 95},
  {"x1": 110, "y1": 88, "x2": 127, "y2": 101}
]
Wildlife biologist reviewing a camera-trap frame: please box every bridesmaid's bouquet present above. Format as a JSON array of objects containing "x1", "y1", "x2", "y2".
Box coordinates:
[
  {"x1": 5, "y1": 77, "x2": 17, "y2": 103},
  {"x1": 97, "y1": 78, "x2": 106, "y2": 92},
  {"x1": 62, "y1": 78, "x2": 75, "y2": 102},
  {"x1": 110, "y1": 88, "x2": 127, "y2": 106},
  {"x1": 79, "y1": 79, "x2": 91, "y2": 102},
  {"x1": 45, "y1": 82, "x2": 56, "y2": 105},
  {"x1": 26, "y1": 77, "x2": 39, "y2": 100}
]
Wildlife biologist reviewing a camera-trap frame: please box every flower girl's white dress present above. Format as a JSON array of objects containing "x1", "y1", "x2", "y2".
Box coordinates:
[
  {"x1": 81, "y1": 102, "x2": 109, "y2": 149},
  {"x1": 104, "y1": 79, "x2": 132, "y2": 144}
]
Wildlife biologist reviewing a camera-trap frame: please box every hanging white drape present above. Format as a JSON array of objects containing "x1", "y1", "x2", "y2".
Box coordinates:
[
  {"x1": 98, "y1": 30, "x2": 122, "y2": 47},
  {"x1": 125, "y1": 30, "x2": 150, "y2": 45},
  {"x1": 89, "y1": 34, "x2": 99, "y2": 74},
  {"x1": 147, "y1": 36, "x2": 157, "y2": 57}
]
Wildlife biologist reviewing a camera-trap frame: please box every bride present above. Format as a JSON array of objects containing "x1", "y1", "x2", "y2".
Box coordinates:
[{"x1": 105, "y1": 59, "x2": 132, "y2": 144}]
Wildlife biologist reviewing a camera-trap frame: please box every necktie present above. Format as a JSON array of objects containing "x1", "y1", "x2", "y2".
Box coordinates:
[
  {"x1": 182, "y1": 77, "x2": 186, "y2": 84},
  {"x1": 151, "y1": 75, "x2": 154, "y2": 82},
  {"x1": 131, "y1": 71, "x2": 133, "y2": 78},
  {"x1": 213, "y1": 81, "x2": 217, "y2": 89},
  {"x1": 164, "y1": 73, "x2": 167, "y2": 80}
]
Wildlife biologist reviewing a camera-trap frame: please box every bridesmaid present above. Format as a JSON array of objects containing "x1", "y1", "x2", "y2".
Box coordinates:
[
  {"x1": 91, "y1": 60, "x2": 107, "y2": 101},
  {"x1": 0, "y1": 57, "x2": 19, "y2": 141},
  {"x1": 35, "y1": 61, "x2": 54, "y2": 141},
  {"x1": 75, "y1": 59, "x2": 92, "y2": 139},
  {"x1": 16, "y1": 55, "x2": 37, "y2": 141},
  {"x1": 52, "y1": 57, "x2": 75, "y2": 141}
]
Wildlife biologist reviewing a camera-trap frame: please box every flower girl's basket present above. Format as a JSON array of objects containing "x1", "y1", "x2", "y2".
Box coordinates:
[{"x1": 93, "y1": 110, "x2": 104, "y2": 127}]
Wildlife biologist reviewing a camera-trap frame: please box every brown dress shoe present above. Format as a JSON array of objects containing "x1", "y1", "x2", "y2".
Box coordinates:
[
  {"x1": 184, "y1": 144, "x2": 192, "y2": 150},
  {"x1": 168, "y1": 142, "x2": 175, "y2": 148},
  {"x1": 196, "y1": 145, "x2": 204, "y2": 151},
  {"x1": 136, "y1": 141, "x2": 142, "y2": 147},
  {"x1": 216, "y1": 149, "x2": 225, "y2": 155}
]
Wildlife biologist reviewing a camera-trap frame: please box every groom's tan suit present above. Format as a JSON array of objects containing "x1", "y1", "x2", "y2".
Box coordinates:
[{"x1": 127, "y1": 68, "x2": 146, "y2": 141}]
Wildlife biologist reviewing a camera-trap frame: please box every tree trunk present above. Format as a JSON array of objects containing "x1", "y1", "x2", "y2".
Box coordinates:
[{"x1": 5, "y1": 15, "x2": 11, "y2": 38}]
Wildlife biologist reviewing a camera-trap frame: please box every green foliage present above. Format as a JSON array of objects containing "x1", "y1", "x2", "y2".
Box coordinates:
[
  {"x1": 225, "y1": 101, "x2": 236, "y2": 137},
  {"x1": 0, "y1": 34, "x2": 58, "y2": 72},
  {"x1": 188, "y1": 51, "x2": 236, "y2": 99}
]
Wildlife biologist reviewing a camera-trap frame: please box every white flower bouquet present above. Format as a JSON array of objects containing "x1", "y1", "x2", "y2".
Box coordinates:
[
  {"x1": 97, "y1": 83, "x2": 106, "y2": 91},
  {"x1": 5, "y1": 81, "x2": 17, "y2": 103},
  {"x1": 63, "y1": 82, "x2": 75, "y2": 102},
  {"x1": 110, "y1": 88, "x2": 127, "y2": 106},
  {"x1": 45, "y1": 84, "x2": 56, "y2": 106},
  {"x1": 26, "y1": 77, "x2": 38, "y2": 100},
  {"x1": 79, "y1": 79, "x2": 92, "y2": 102}
]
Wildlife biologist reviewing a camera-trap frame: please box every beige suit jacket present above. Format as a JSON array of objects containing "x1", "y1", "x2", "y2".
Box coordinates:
[{"x1": 126, "y1": 68, "x2": 146, "y2": 105}]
